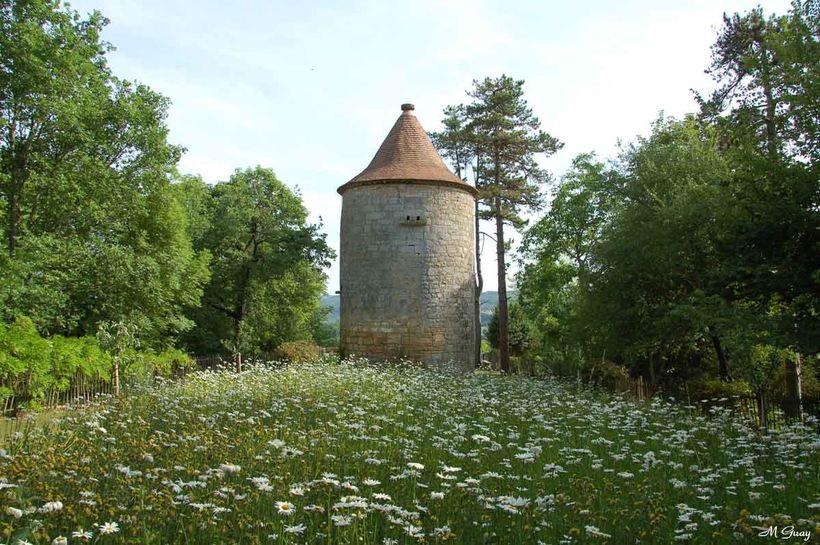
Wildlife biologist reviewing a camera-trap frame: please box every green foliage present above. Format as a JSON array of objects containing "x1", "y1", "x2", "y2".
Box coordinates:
[
  {"x1": 50, "y1": 334, "x2": 111, "y2": 386},
  {"x1": 517, "y1": 1, "x2": 818, "y2": 392},
  {"x1": 312, "y1": 314, "x2": 339, "y2": 348},
  {"x1": 0, "y1": 316, "x2": 193, "y2": 407},
  {"x1": 591, "y1": 361, "x2": 631, "y2": 390},
  {"x1": 0, "y1": 0, "x2": 211, "y2": 347},
  {"x1": 517, "y1": 153, "x2": 617, "y2": 373},
  {"x1": 126, "y1": 348, "x2": 193, "y2": 384},
  {"x1": 487, "y1": 302, "x2": 535, "y2": 357},
  {"x1": 274, "y1": 340, "x2": 321, "y2": 363},
  {"x1": 181, "y1": 167, "x2": 334, "y2": 356},
  {"x1": 0, "y1": 316, "x2": 112, "y2": 408},
  {"x1": 698, "y1": 1, "x2": 819, "y2": 354},
  {"x1": 688, "y1": 376, "x2": 754, "y2": 401},
  {"x1": 584, "y1": 117, "x2": 734, "y2": 369}
]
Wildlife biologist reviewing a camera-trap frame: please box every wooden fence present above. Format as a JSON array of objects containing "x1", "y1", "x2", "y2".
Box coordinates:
[
  {"x1": 3, "y1": 358, "x2": 817, "y2": 432},
  {"x1": 608, "y1": 375, "x2": 653, "y2": 401},
  {"x1": 0, "y1": 371, "x2": 114, "y2": 415},
  {"x1": 606, "y1": 374, "x2": 817, "y2": 431},
  {"x1": 704, "y1": 395, "x2": 819, "y2": 431}
]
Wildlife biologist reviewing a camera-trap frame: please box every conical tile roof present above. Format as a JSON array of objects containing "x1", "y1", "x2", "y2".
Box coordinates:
[{"x1": 339, "y1": 104, "x2": 467, "y2": 193}]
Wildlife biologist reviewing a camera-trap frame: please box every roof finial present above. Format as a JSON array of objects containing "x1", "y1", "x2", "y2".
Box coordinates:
[{"x1": 401, "y1": 103, "x2": 415, "y2": 112}]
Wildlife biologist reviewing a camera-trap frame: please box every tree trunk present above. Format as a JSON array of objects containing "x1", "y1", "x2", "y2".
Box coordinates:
[
  {"x1": 783, "y1": 353, "x2": 803, "y2": 420},
  {"x1": 474, "y1": 199, "x2": 483, "y2": 368},
  {"x1": 756, "y1": 37, "x2": 802, "y2": 420},
  {"x1": 756, "y1": 388, "x2": 768, "y2": 432},
  {"x1": 7, "y1": 189, "x2": 20, "y2": 254},
  {"x1": 494, "y1": 200, "x2": 510, "y2": 374},
  {"x1": 113, "y1": 355, "x2": 120, "y2": 396},
  {"x1": 710, "y1": 335, "x2": 731, "y2": 381},
  {"x1": 757, "y1": 36, "x2": 778, "y2": 160}
]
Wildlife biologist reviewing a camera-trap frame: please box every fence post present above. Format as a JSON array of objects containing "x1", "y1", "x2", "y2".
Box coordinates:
[
  {"x1": 784, "y1": 354, "x2": 803, "y2": 421},
  {"x1": 756, "y1": 389, "x2": 768, "y2": 432},
  {"x1": 113, "y1": 355, "x2": 120, "y2": 397}
]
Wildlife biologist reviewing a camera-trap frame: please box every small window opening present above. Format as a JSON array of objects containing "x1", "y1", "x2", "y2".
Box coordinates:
[{"x1": 416, "y1": 215, "x2": 420, "y2": 221}]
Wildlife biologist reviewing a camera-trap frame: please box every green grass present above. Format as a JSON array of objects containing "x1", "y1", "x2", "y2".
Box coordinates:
[
  {"x1": 0, "y1": 409, "x2": 63, "y2": 446},
  {"x1": 0, "y1": 360, "x2": 818, "y2": 544}
]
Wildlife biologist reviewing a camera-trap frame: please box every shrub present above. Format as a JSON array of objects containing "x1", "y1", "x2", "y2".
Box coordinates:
[
  {"x1": 0, "y1": 317, "x2": 114, "y2": 409},
  {"x1": 688, "y1": 377, "x2": 753, "y2": 400},
  {"x1": 0, "y1": 315, "x2": 193, "y2": 409},
  {"x1": 124, "y1": 348, "x2": 196, "y2": 384},
  {"x1": 591, "y1": 361, "x2": 630, "y2": 390},
  {"x1": 275, "y1": 341, "x2": 321, "y2": 363}
]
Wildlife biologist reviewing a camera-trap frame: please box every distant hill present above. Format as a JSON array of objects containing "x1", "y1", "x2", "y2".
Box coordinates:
[
  {"x1": 322, "y1": 290, "x2": 513, "y2": 331},
  {"x1": 320, "y1": 294, "x2": 340, "y2": 321},
  {"x1": 479, "y1": 291, "x2": 498, "y2": 328}
]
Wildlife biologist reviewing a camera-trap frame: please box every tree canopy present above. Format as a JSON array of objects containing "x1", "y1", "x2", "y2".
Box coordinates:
[
  {"x1": 0, "y1": 0, "x2": 334, "y2": 361},
  {"x1": 179, "y1": 167, "x2": 334, "y2": 356},
  {"x1": 516, "y1": 0, "x2": 818, "y2": 399},
  {"x1": 432, "y1": 75, "x2": 562, "y2": 373},
  {"x1": 0, "y1": 0, "x2": 210, "y2": 347}
]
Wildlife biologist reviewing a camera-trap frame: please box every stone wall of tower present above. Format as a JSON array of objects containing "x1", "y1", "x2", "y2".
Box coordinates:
[{"x1": 339, "y1": 181, "x2": 475, "y2": 370}]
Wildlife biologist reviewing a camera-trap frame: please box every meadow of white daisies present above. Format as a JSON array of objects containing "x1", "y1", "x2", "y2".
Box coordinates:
[{"x1": 1, "y1": 359, "x2": 818, "y2": 544}]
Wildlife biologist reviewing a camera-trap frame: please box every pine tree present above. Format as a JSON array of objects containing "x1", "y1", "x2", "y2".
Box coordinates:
[{"x1": 465, "y1": 75, "x2": 562, "y2": 373}]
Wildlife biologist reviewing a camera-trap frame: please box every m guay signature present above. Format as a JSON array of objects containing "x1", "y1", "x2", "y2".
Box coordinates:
[{"x1": 758, "y1": 526, "x2": 812, "y2": 541}]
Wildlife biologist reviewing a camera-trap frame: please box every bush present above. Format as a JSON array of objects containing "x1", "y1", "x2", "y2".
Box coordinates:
[
  {"x1": 0, "y1": 316, "x2": 195, "y2": 409},
  {"x1": 688, "y1": 377, "x2": 753, "y2": 400},
  {"x1": 0, "y1": 317, "x2": 113, "y2": 409},
  {"x1": 275, "y1": 341, "x2": 321, "y2": 363},
  {"x1": 590, "y1": 361, "x2": 630, "y2": 390},
  {"x1": 124, "y1": 348, "x2": 195, "y2": 384}
]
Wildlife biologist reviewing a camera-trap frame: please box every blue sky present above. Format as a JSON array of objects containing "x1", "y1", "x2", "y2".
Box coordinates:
[{"x1": 70, "y1": 0, "x2": 792, "y2": 292}]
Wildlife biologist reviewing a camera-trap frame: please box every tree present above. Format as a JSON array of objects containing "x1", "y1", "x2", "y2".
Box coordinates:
[
  {"x1": 465, "y1": 75, "x2": 562, "y2": 373},
  {"x1": 586, "y1": 117, "x2": 742, "y2": 384},
  {"x1": 699, "y1": 0, "x2": 819, "y2": 402},
  {"x1": 183, "y1": 167, "x2": 334, "y2": 358},
  {"x1": 1, "y1": 0, "x2": 110, "y2": 253},
  {"x1": 521, "y1": 153, "x2": 616, "y2": 289},
  {"x1": 699, "y1": 1, "x2": 819, "y2": 163},
  {"x1": 96, "y1": 320, "x2": 139, "y2": 396},
  {"x1": 517, "y1": 153, "x2": 619, "y2": 372},
  {"x1": 0, "y1": 0, "x2": 210, "y2": 346},
  {"x1": 487, "y1": 302, "x2": 534, "y2": 359}
]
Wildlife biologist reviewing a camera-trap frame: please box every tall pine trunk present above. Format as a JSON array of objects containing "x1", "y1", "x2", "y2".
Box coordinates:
[
  {"x1": 474, "y1": 199, "x2": 483, "y2": 368},
  {"x1": 494, "y1": 198, "x2": 510, "y2": 374},
  {"x1": 757, "y1": 34, "x2": 803, "y2": 415}
]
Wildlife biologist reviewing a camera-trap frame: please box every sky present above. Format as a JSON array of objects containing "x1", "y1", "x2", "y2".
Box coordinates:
[{"x1": 70, "y1": 0, "x2": 792, "y2": 293}]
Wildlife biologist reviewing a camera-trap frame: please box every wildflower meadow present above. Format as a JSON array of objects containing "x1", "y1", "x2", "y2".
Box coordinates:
[{"x1": 1, "y1": 360, "x2": 818, "y2": 544}]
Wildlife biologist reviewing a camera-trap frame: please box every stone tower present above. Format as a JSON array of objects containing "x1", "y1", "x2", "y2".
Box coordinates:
[{"x1": 338, "y1": 104, "x2": 476, "y2": 369}]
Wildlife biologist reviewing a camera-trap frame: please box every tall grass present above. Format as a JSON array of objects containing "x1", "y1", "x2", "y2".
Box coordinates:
[{"x1": 0, "y1": 360, "x2": 817, "y2": 544}]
